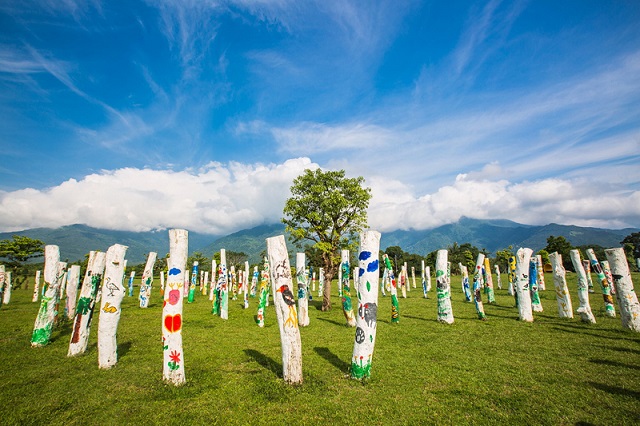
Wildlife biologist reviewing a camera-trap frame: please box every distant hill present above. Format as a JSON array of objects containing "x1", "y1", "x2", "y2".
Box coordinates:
[
  {"x1": 0, "y1": 218, "x2": 636, "y2": 265},
  {"x1": 0, "y1": 224, "x2": 218, "y2": 264}
]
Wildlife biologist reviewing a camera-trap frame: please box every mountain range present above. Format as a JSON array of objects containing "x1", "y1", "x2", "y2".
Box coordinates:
[{"x1": 0, "y1": 217, "x2": 636, "y2": 265}]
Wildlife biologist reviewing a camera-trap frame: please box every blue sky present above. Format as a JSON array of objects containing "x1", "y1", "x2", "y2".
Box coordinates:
[{"x1": 0, "y1": 0, "x2": 639, "y2": 235}]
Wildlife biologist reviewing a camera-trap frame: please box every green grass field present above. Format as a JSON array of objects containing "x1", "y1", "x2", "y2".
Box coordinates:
[{"x1": 1, "y1": 273, "x2": 639, "y2": 425}]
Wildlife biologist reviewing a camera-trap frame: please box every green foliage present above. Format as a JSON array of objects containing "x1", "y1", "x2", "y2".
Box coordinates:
[
  {"x1": 544, "y1": 235, "x2": 574, "y2": 270},
  {"x1": 494, "y1": 245, "x2": 514, "y2": 271},
  {"x1": 1, "y1": 274, "x2": 639, "y2": 424},
  {"x1": 621, "y1": 232, "x2": 640, "y2": 257},
  {"x1": 0, "y1": 235, "x2": 44, "y2": 288},
  {"x1": 447, "y1": 242, "x2": 479, "y2": 274},
  {"x1": 283, "y1": 168, "x2": 371, "y2": 308},
  {"x1": 536, "y1": 249, "x2": 551, "y2": 266}
]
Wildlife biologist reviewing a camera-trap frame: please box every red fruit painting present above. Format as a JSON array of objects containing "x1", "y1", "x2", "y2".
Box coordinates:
[{"x1": 164, "y1": 314, "x2": 182, "y2": 333}]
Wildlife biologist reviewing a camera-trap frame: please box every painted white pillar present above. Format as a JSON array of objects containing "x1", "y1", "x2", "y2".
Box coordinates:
[
  {"x1": 411, "y1": 266, "x2": 416, "y2": 289},
  {"x1": 482, "y1": 257, "x2": 495, "y2": 303},
  {"x1": 65, "y1": 265, "x2": 81, "y2": 319},
  {"x1": 250, "y1": 265, "x2": 258, "y2": 297},
  {"x1": 340, "y1": 250, "x2": 356, "y2": 327},
  {"x1": 68, "y1": 251, "x2": 107, "y2": 356},
  {"x1": 583, "y1": 259, "x2": 594, "y2": 293},
  {"x1": 0, "y1": 266, "x2": 5, "y2": 308},
  {"x1": 32, "y1": 270, "x2": 41, "y2": 302},
  {"x1": 209, "y1": 260, "x2": 217, "y2": 301},
  {"x1": 530, "y1": 257, "x2": 543, "y2": 312},
  {"x1": 421, "y1": 260, "x2": 427, "y2": 298},
  {"x1": 436, "y1": 250, "x2": 454, "y2": 324},
  {"x1": 536, "y1": 255, "x2": 546, "y2": 291},
  {"x1": 549, "y1": 252, "x2": 573, "y2": 319},
  {"x1": 495, "y1": 264, "x2": 502, "y2": 290},
  {"x1": 219, "y1": 250, "x2": 229, "y2": 319},
  {"x1": 202, "y1": 271, "x2": 209, "y2": 296},
  {"x1": 472, "y1": 254, "x2": 487, "y2": 320},
  {"x1": 127, "y1": 271, "x2": 135, "y2": 297},
  {"x1": 31, "y1": 245, "x2": 63, "y2": 347},
  {"x1": 188, "y1": 261, "x2": 199, "y2": 303},
  {"x1": 2, "y1": 270, "x2": 12, "y2": 305},
  {"x1": 256, "y1": 257, "x2": 270, "y2": 327},
  {"x1": 311, "y1": 271, "x2": 316, "y2": 292},
  {"x1": 400, "y1": 264, "x2": 407, "y2": 298},
  {"x1": 160, "y1": 269, "x2": 165, "y2": 298},
  {"x1": 266, "y1": 235, "x2": 303, "y2": 384},
  {"x1": 605, "y1": 248, "x2": 640, "y2": 332},
  {"x1": 351, "y1": 230, "x2": 380, "y2": 380},
  {"x1": 508, "y1": 256, "x2": 516, "y2": 297},
  {"x1": 460, "y1": 263, "x2": 471, "y2": 302},
  {"x1": 243, "y1": 261, "x2": 250, "y2": 309},
  {"x1": 515, "y1": 248, "x2": 534, "y2": 322},
  {"x1": 426, "y1": 266, "x2": 431, "y2": 292},
  {"x1": 601, "y1": 261, "x2": 616, "y2": 295},
  {"x1": 570, "y1": 249, "x2": 596, "y2": 324},
  {"x1": 199, "y1": 270, "x2": 205, "y2": 295},
  {"x1": 318, "y1": 267, "x2": 325, "y2": 298},
  {"x1": 59, "y1": 267, "x2": 68, "y2": 302},
  {"x1": 139, "y1": 252, "x2": 157, "y2": 308},
  {"x1": 97, "y1": 244, "x2": 128, "y2": 368},
  {"x1": 380, "y1": 268, "x2": 388, "y2": 297},
  {"x1": 382, "y1": 255, "x2": 400, "y2": 323},
  {"x1": 163, "y1": 229, "x2": 188, "y2": 385},
  {"x1": 296, "y1": 253, "x2": 310, "y2": 327},
  {"x1": 586, "y1": 249, "x2": 616, "y2": 318}
]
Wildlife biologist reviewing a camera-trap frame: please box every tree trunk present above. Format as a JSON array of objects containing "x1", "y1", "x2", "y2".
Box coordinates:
[
  {"x1": 139, "y1": 252, "x2": 157, "y2": 308},
  {"x1": 351, "y1": 230, "x2": 380, "y2": 380},
  {"x1": 340, "y1": 250, "x2": 356, "y2": 326},
  {"x1": 68, "y1": 251, "x2": 106, "y2": 356},
  {"x1": 569, "y1": 249, "x2": 596, "y2": 324},
  {"x1": 163, "y1": 229, "x2": 188, "y2": 385},
  {"x1": 65, "y1": 265, "x2": 81, "y2": 319},
  {"x1": 0, "y1": 266, "x2": 6, "y2": 308},
  {"x1": 322, "y1": 259, "x2": 333, "y2": 312},
  {"x1": 32, "y1": 270, "x2": 41, "y2": 302},
  {"x1": 549, "y1": 252, "x2": 573, "y2": 318},
  {"x1": 2, "y1": 271, "x2": 12, "y2": 305},
  {"x1": 266, "y1": 235, "x2": 303, "y2": 384},
  {"x1": 459, "y1": 263, "x2": 471, "y2": 302},
  {"x1": 98, "y1": 244, "x2": 128, "y2": 368},
  {"x1": 586, "y1": 248, "x2": 615, "y2": 317},
  {"x1": 472, "y1": 254, "x2": 487, "y2": 320},
  {"x1": 31, "y1": 245, "x2": 63, "y2": 347},
  {"x1": 256, "y1": 257, "x2": 270, "y2": 327},
  {"x1": 605, "y1": 248, "x2": 640, "y2": 332},
  {"x1": 436, "y1": 250, "x2": 454, "y2": 324},
  {"x1": 515, "y1": 248, "x2": 534, "y2": 322},
  {"x1": 296, "y1": 253, "x2": 310, "y2": 326}
]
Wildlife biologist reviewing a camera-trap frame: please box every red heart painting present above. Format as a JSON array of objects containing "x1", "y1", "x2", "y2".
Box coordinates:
[{"x1": 164, "y1": 314, "x2": 182, "y2": 333}]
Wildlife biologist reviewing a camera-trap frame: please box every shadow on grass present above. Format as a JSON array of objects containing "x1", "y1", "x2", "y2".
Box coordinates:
[
  {"x1": 118, "y1": 341, "x2": 132, "y2": 359},
  {"x1": 310, "y1": 300, "x2": 324, "y2": 311},
  {"x1": 589, "y1": 381, "x2": 640, "y2": 400},
  {"x1": 403, "y1": 314, "x2": 430, "y2": 322},
  {"x1": 316, "y1": 317, "x2": 347, "y2": 327},
  {"x1": 589, "y1": 358, "x2": 640, "y2": 370},
  {"x1": 552, "y1": 325, "x2": 640, "y2": 342},
  {"x1": 595, "y1": 345, "x2": 640, "y2": 356},
  {"x1": 314, "y1": 347, "x2": 349, "y2": 373},
  {"x1": 243, "y1": 349, "x2": 282, "y2": 379}
]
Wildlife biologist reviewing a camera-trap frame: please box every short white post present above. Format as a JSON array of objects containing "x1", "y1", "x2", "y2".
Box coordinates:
[
  {"x1": 139, "y1": 252, "x2": 157, "y2": 308},
  {"x1": 605, "y1": 248, "x2": 640, "y2": 332},
  {"x1": 163, "y1": 229, "x2": 188, "y2": 385},
  {"x1": 549, "y1": 252, "x2": 573, "y2": 318},
  {"x1": 266, "y1": 235, "x2": 303, "y2": 384},
  {"x1": 570, "y1": 249, "x2": 596, "y2": 324}
]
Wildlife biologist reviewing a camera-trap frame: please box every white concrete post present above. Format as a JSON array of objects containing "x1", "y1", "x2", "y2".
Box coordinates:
[
  {"x1": 570, "y1": 249, "x2": 596, "y2": 324},
  {"x1": 549, "y1": 252, "x2": 573, "y2": 319},
  {"x1": 163, "y1": 229, "x2": 188, "y2": 385},
  {"x1": 65, "y1": 265, "x2": 81, "y2": 319},
  {"x1": 97, "y1": 244, "x2": 128, "y2": 368},
  {"x1": 351, "y1": 231, "x2": 380, "y2": 380},
  {"x1": 426, "y1": 266, "x2": 431, "y2": 292},
  {"x1": 318, "y1": 267, "x2": 325, "y2": 298},
  {"x1": 436, "y1": 250, "x2": 454, "y2": 324},
  {"x1": 68, "y1": 251, "x2": 106, "y2": 356},
  {"x1": 605, "y1": 248, "x2": 640, "y2": 332},
  {"x1": 495, "y1": 264, "x2": 502, "y2": 290},
  {"x1": 472, "y1": 254, "x2": 487, "y2": 320},
  {"x1": 515, "y1": 248, "x2": 534, "y2": 322},
  {"x1": 586, "y1": 248, "x2": 616, "y2": 318},
  {"x1": 243, "y1": 261, "x2": 250, "y2": 309},
  {"x1": 219, "y1": 250, "x2": 229, "y2": 319},
  {"x1": 483, "y1": 257, "x2": 495, "y2": 303},
  {"x1": 530, "y1": 257, "x2": 543, "y2": 313},
  {"x1": 341, "y1": 250, "x2": 357, "y2": 327},
  {"x1": 203, "y1": 271, "x2": 209, "y2": 296},
  {"x1": 32, "y1": 270, "x2": 41, "y2": 302},
  {"x1": 536, "y1": 255, "x2": 546, "y2": 291},
  {"x1": 139, "y1": 252, "x2": 157, "y2": 308},
  {"x1": 31, "y1": 245, "x2": 63, "y2": 347},
  {"x1": 2, "y1": 270, "x2": 12, "y2": 305},
  {"x1": 266, "y1": 235, "x2": 303, "y2": 384},
  {"x1": 296, "y1": 253, "x2": 310, "y2": 326},
  {"x1": 209, "y1": 260, "x2": 217, "y2": 301}
]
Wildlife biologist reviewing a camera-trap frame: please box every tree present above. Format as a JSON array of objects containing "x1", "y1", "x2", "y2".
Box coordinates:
[
  {"x1": 621, "y1": 232, "x2": 640, "y2": 270},
  {"x1": 283, "y1": 168, "x2": 371, "y2": 311},
  {"x1": 494, "y1": 245, "x2": 514, "y2": 272},
  {"x1": 0, "y1": 236, "x2": 45, "y2": 289},
  {"x1": 544, "y1": 235, "x2": 574, "y2": 270}
]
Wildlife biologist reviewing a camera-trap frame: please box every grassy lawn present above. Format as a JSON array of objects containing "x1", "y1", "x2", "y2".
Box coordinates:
[{"x1": 1, "y1": 273, "x2": 639, "y2": 425}]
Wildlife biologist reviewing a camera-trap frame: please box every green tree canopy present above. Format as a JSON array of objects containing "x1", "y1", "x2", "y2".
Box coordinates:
[
  {"x1": 283, "y1": 168, "x2": 371, "y2": 311},
  {"x1": 544, "y1": 235, "x2": 574, "y2": 270},
  {"x1": 0, "y1": 235, "x2": 45, "y2": 288}
]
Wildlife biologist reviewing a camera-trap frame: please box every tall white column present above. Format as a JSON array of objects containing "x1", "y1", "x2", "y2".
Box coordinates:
[
  {"x1": 296, "y1": 253, "x2": 309, "y2": 326},
  {"x1": 570, "y1": 249, "x2": 596, "y2": 324},
  {"x1": 549, "y1": 252, "x2": 573, "y2": 318},
  {"x1": 515, "y1": 248, "x2": 534, "y2": 322},
  {"x1": 605, "y1": 248, "x2": 640, "y2": 332},
  {"x1": 436, "y1": 250, "x2": 454, "y2": 324}
]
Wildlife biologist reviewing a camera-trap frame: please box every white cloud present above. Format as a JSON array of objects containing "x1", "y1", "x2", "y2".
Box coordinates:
[{"x1": 0, "y1": 157, "x2": 318, "y2": 234}]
